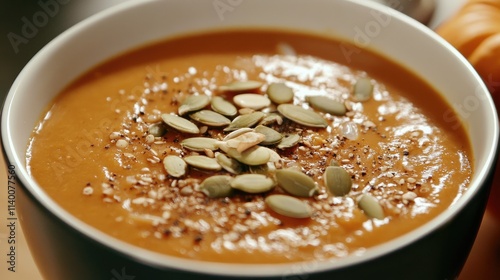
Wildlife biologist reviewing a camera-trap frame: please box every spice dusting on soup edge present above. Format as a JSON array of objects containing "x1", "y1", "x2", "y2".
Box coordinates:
[{"x1": 26, "y1": 30, "x2": 472, "y2": 264}]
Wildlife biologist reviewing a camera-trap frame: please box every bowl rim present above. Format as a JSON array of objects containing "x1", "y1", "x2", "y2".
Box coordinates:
[{"x1": 2, "y1": 0, "x2": 499, "y2": 277}]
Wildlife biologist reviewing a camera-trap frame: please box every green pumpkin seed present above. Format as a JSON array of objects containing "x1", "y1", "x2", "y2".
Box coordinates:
[
  {"x1": 277, "y1": 134, "x2": 301, "y2": 149},
  {"x1": 276, "y1": 169, "x2": 318, "y2": 197},
  {"x1": 221, "y1": 145, "x2": 271, "y2": 166},
  {"x1": 267, "y1": 83, "x2": 294, "y2": 104},
  {"x1": 277, "y1": 104, "x2": 328, "y2": 128},
  {"x1": 218, "y1": 80, "x2": 263, "y2": 92},
  {"x1": 181, "y1": 137, "x2": 219, "y2": 152},
  {"x1": 223, "y1": 128, "x2": 254, "y2": 141},
  {"x1": 230, "y1": 174, "x2": 275, "y2": 194},
  {"x1": 358, "y1": 194, "x2": 385, "y2": 219},
  {"x1": 149, "y1": 123, "x2": 167, "y2": 137},
  {"x1": 324, "y1": 166, "x2": 352, "y2": 196},
  {"x1": 353, "y1": 77, "x2": 373, "y2": 102},
  {"x1": 254, "y1": 125, "x2": 283, "y2": 146},
  {"x1": 163, "y1": 155, "x2": 187, "y2": 178},
  {"x1": 211, "y1": 96, "x2": 237, "y2": 117},
  {"x1": 161, "y1": 114, "x2": 200, "y2": 134},
  {"x1": 259, "y1": 113, "x2": 283, "y2": 126},
  {"x1": 224, "y1": 111, "x2": 265, "y2": 132},
  {"x1": 265, "y1": 194, "x2": 312, "y2": 218},
  {"x1": 178, "y1": 94, "x2": 210, "y2": 115},
  {"x1": 265, "y1": 147, "x2": 282, "y2": 163},
  {"x1": 215, "y1": 152, "x2": 243, "y2": 174},
  {"x1": 190, "y1": 110, "x2": 231, "y2": 127},
  {"x1": 184, "y1": 155, "x2": 222, "y2": 171},
  {"x1": 199, "y1": 175, "x2": 234, "y2": 198},
  {"x1": 306, "y1": 95, "x2": 346, "y2": 116},
  {"x1": 233, "y1": 94, "x2": 271, "y2": 110}
]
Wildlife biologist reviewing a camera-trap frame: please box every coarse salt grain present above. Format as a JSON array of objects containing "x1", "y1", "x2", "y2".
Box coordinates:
[
  {"x1": 82, "y1": 186, "x2": 93, "y2": 195},
  {"x1": 145, "y1": 134, "x2": 155, "y2": 144},
  {"x1": 402, "y1": 191, "x2": 417, "y2": 202},
  {"x1": 102, "y1": 188, "x2": 114, "y2": 195},
  {"x1": 109, "y1": 132, "x2": 121, "y2": 140},
  {"x1": 116, "y1": 139, "x2": 128, "y2": 148},
  {"x1": 126, "y1": 176, "x2": 137, "y2": 184},
  {"x1": 154, "y1": 232, "x2": 163, "y2": 239},
  {"x1": 180, "y1": 186, "x2": 193, "y2": 196},
  {"x1": 141, "y1": 176, "x2": 153, "y2": 183},
  {"x1": 123, "y1": 153, "x2": 135, "y2": 158}
]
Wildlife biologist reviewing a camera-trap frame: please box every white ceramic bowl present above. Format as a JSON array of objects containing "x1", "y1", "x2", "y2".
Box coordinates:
[{"x1": 2, "y1": 0, "x2": 498, "y2": 279}]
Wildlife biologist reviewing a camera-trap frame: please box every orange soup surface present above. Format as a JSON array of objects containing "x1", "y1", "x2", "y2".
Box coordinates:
[{"x1": 26, "y1": 29, "x2": 472, "y2": 264}]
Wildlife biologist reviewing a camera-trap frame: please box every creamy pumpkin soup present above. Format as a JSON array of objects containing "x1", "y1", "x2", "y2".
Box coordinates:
[{"x1": 26, "y1": 29, "x2": 472, "y2": 264}]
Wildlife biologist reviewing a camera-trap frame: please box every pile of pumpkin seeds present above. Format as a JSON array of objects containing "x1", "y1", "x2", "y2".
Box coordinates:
[{"x1": 155, "y1": 79, "x2": 384, "y2": 220}]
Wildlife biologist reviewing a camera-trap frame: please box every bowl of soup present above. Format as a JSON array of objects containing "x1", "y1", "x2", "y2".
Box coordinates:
[{"x1": 2, "y1": 0, "x2": 498, "y2": 279}]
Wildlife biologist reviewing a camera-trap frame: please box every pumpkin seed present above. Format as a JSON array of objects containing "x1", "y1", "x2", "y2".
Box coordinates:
[
  {"x1": 266, "y1": 147, "x2": 282, "y2": 163},
  {"x1": 211, "y1": 96, "x2": 237, "y2": 117},
  {"x1": 199, "y1": 175, "x2": 234, "y2": 198},
  {"x1": 306, "y1": 95, "x2": 346, "y2": 116},
  {"x1": 353, "y1": 77, "x2": 373, "y2": 102},
  {"x1": 277, "y1": 134, "x2": 301, "y2": 149},
  {"x1": 161, "y1": 114, "x2": 200, "y2": 134},
  {"x1": 184, "y1": 155, "x2": 222, "y2": 171},
  {"x1": 221, "y1": 145, "x2": 271, "y2": 166},
  {"x1": 254, "y1": 125, "x2": 283, "y2": 145},
  {"x1": 226, "y1": 131, "x2": 266, "y2": 153},
  {"x1": 259, "y1": 113, "x2": 283, "y2": 126},
  {"x1": 230, "y1": 174, "x2": 275, "y2": 194},
  {"x1": 149, "y1": 123, "x2": 167, "y2": 137},
  {"x1": 178, "y1": 94, "x2": 210, "y2": 115},
  {"x1": 276, "y1": 169, "x2": 318, "y2": 197},
  {"x1": 181, "y1": 137, "x2": 219, "y2": 152},
  {"x1": 190, "y1": 110, "x2": 231, "y2": 127},
  {"x1": 324, "y1": 166, "x2": 352, "y2": 196},
  {"x1": 266, "y1": 83, "x2": 294, "y2": 104},
  {"x1": 265, "y1": 194, "x2": 312, "y2": 218},
  {"x1": 218, "y1": 80, "x2": 263, "y2": 92},
  {"x1": 224, "y1": 111, "x2": 265, "y2": 131},
  {"x1": 358, "y1": 194, "x2": 385, "y2": 219},
  {"x1": 223, "y1": 128, "x2": 254, "y2": 141},
  {"x1": 277, "y1": 104, "x2": 328, "y2": 128},
  {"x1": 233, "y1": 94, "x2": 271, "y2": 110},
  {"x1": 163, "y1": 155, "x2": 187, "y2": 178},
  {"x1": 215, "y1": 152, "x2": 243, "y2": 174}
]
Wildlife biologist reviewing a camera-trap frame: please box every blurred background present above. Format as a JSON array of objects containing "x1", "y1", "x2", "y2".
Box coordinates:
[
  {"x1": 0, "y1": 0, "x2": 128, "y2": 101},
  {"x1": 2, "y1": 1, "x2": 498, "y2": 280},
  {"x1": 0, "y1": 0, "x2": 457, "y2": 100}
]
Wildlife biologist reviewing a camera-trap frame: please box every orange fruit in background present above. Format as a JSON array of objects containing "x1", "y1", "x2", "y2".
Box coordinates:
[{"x1": 436, "y1": 0, "x2": 500, "y2": 220}]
